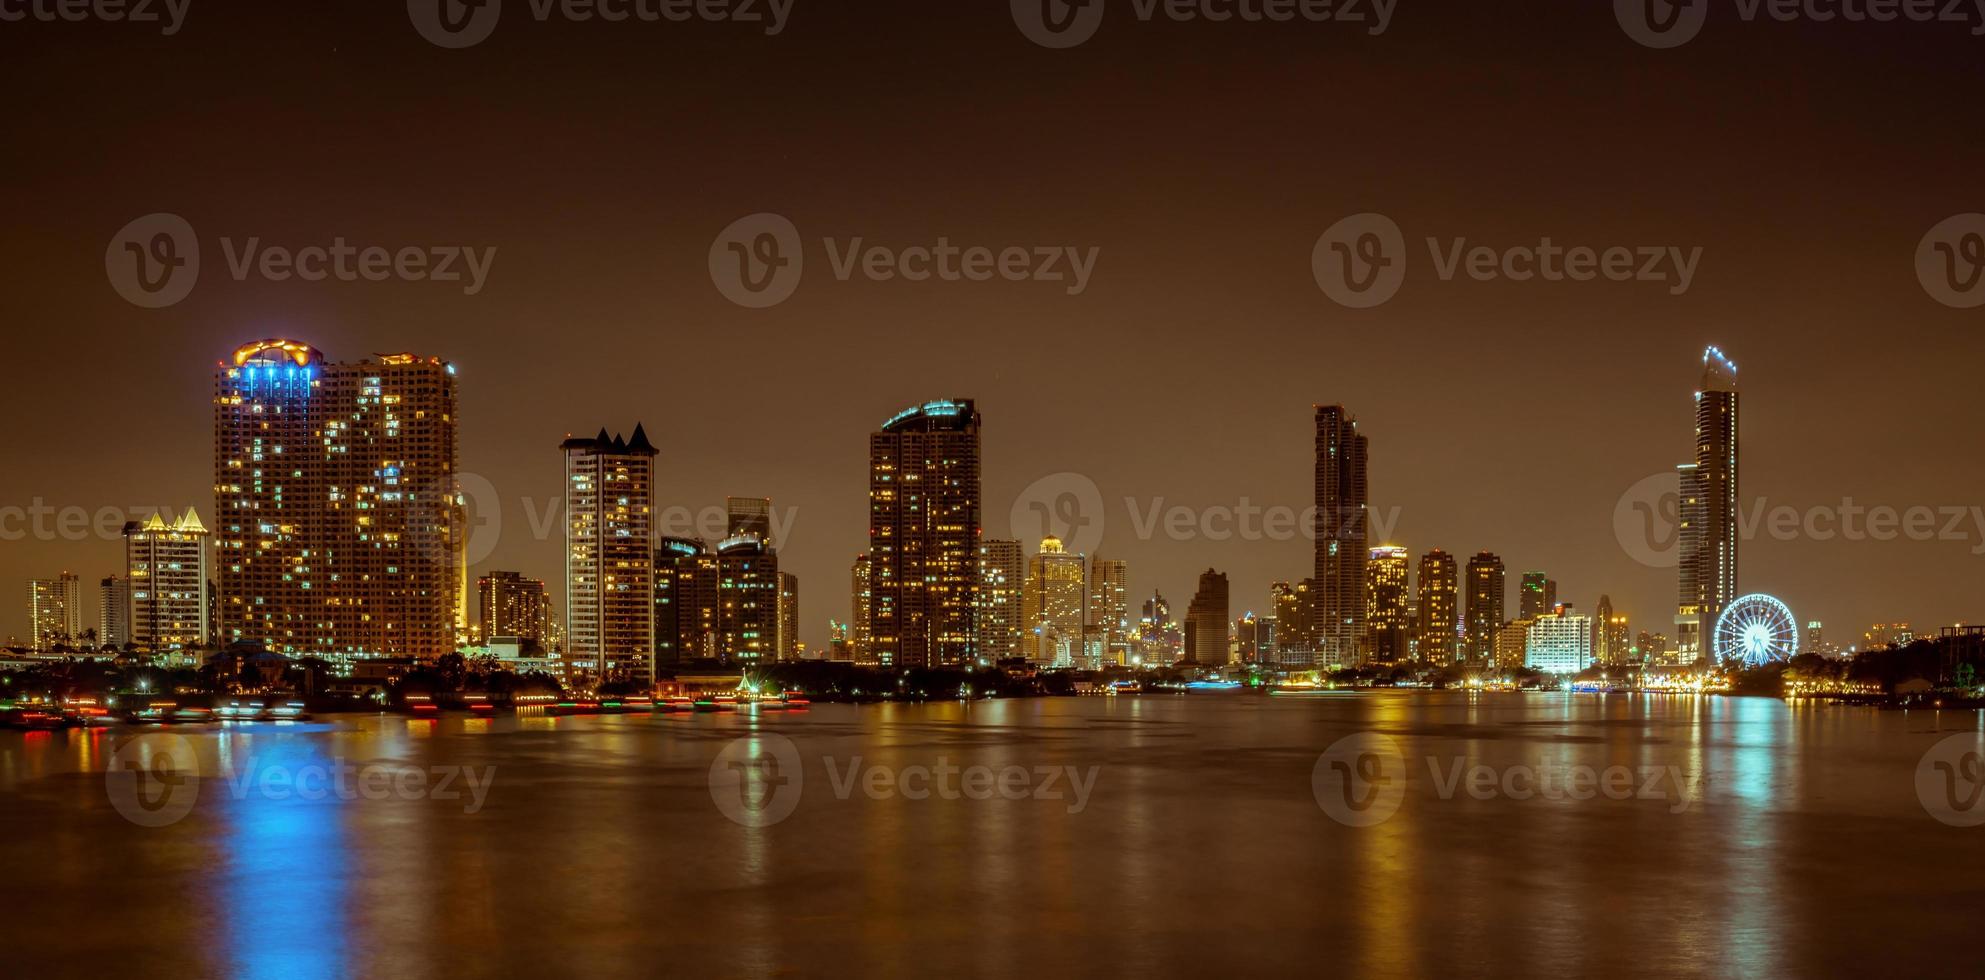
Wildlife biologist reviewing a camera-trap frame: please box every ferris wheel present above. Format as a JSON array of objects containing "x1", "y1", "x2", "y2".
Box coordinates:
[{"x1": 1713, "y1": 594, "x2": 1800, "y2": 667}]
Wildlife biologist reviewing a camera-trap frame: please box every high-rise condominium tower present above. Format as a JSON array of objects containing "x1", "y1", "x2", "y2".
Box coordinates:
[
  {"x1": 1464, "y1": 552, "x2": 1505, "y2": 662},
  {"x1": 715, "y1": 534, "x2": 779, "y2": 664},
  {"x1": 126, "y1": 511, "x2": 212, "y2": 651},
  {"x1": 977, "y1": 539, "x2": 1024, "y2": 662},
  {"x1": 1314, "y1": 405, "x2": 1369, "y2": 666},
  {"x1": 213, "y1": 340, "x2": 463, "y2": 658},
  {"x1": 1416, "y1": 549, "x2": 1459, "y2": 666},
  {"x1": 850, "y1": 553, "x2": 873, "y2": 663},
  {"x1": 1677, "y1": 346, "x2": 1739, "y2": 663},
  {"x1": 478, "y1": 571, "x2": 550, "y2": 643},
  {"x1": 99, "y1": 576, "x2": 130, "y2": 649},
  {"x1": 655, "y1": 537, "x2": 719, "y2": 665},
  {"x1": 727, "y1": 496, "x2": 773, "y2": 543},
  {"x1": 562, "y1": 425, "x2": 658, "y2": 684},
  {"x1": 867, "y1": 400, "x2": 982, "y2": 669},
  {"x1": 1365, "y1": 546, "x2": 1410, "y2": 664},
  {"x1": 1184, "y1": 569, "x2": 1230, "y2": 666},
  {"x1": 27, "y1": 573, "x2": 81, "y2": 650},
  {"x1": 1022, "y1": 535, "x2": 1086, "y2": 665},
  {"x1": 1519, "y1": 571, "x2": 1551, "y2": 621},
  {"x1": 1088, "y1": 556, "x2": 1129, "y2": 663}
]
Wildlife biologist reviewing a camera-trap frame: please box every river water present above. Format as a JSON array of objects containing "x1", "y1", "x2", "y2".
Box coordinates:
[{"x1": 3, "y1": 692, "x2": 1981, "y2": 978}]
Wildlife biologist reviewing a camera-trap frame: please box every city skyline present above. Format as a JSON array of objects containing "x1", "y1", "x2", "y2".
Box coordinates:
[{"x1": 2, "y1": 339, "x2": 1975, "y2": 655}]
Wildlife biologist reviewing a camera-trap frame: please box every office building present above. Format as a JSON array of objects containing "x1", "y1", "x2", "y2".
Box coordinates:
[
  {"x1": 715, "y1": 533, "x2": 779, "y2": 665},
  {"x1": 656, "y1": 537, "x2": 720, "y2": 665},
  {"x1": 1088, "y1": 556, "x2": 1130, "y2": 662},
  {"x1": 1518, "y1": 571, "x2": 1551, "y2": 621},
  {"x1": 1526, "y1": 608, "x2": 1594, "y2": 675}
]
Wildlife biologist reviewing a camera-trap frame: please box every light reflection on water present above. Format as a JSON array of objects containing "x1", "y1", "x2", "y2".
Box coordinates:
[{"x1": 1, "y1": 694, "x2": 1981, "y2": 979}]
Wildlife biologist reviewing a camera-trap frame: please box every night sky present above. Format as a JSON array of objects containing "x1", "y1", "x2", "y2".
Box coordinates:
[{"x1": 3, "y1": 1, "x2": 1981, "y2": 648}]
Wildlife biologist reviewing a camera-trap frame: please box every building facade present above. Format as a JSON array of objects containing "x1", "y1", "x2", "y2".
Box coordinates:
[
  {"x1": 125, "y1": 511, "x2": 212, "y2": 651},
  {"x1": 1088, "y1": 556, "x2": 1130, "y2": 664},
  {"x1": 1364, "y1": 546, "x2": 1410, "y2": 664},
  {"x1": 99, "y1": 576, "x2": 130, "y2": 649},
  {"x1": 477, "y1": 571, "x2": 550, "y2": 644},
  {"x1": 27, "y1": 573, "x2": 81, "y2": 651},
  {"x1": 977, "y1": 539, "x2": 1024, "y2": 662},
  {"x1": 1526, "y1": 609, "x2": 1594, "y2": 675},
  {"x1": 867, "y1": 400, "x2": 982, "y2": 669},
  {"x1": 1416, "y1": 549, "x2": 1459, "y2": 666},
  {"x1": 1184, "y1": 569, "x2": 1230, "y2": 667},
  {"x1": 656, "y1": 537, "x2": 720, "y2": 666},
  {"x1": 1677, "y1": 346, "x2": 1739, "y2": 664},
  {"x1": 563, "y1": 425, "x2": 658, "y2": 684},
  {"x1": 1022, "y1": 535, "x2": 1085, "y2": 665},
  {"x1": 1314, "y1": 405, "x2": 1369, "y2": 667},
  {"x1": 213, "y1": 340, "x2": 464, "y2": 658},
  {"x1": 1464, "y1": 552, "x2": 1505, "y2": 662}
]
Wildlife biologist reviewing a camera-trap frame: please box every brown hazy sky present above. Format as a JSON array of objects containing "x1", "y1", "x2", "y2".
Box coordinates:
[{"x1": 2, "y1": 1, "x2": 1982, "y2": 648}]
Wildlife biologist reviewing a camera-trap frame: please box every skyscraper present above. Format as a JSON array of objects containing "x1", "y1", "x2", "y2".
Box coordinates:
[
  {"x1": 1526, "y1": 608, "x2": 1594, "y2": 675},
  {"x1": 778, "y1": 571, "x2": 799, "y2": 660},
  {"x1": 562, "y1": 425, "x2": 658, "y2": 684},
  {"x1": 1184, "y1": 569, "x2": 1230, "y2": 667},
  {"x1": 656, "y1": 537, "x2": 720, "y2": 665},
  {"x1": 1464, "y1": 552, "x2": 1505, "y2": 662},
  {"x1": 977, "y1": 539, "x2": 1024, "y2": 662},
  {"x1": 125, "y1": 511, "x2": 211, "y2": 651},
  {"x1": 1593, "y1": 594, "x2": 1631, "y2": 665},
  {"x1": 1314, "y1": 405, "x2": 1369, "y2": 666},
  {"x1": 1416, "y1": 548, "x2": 1459, "y2": 666},
  {"x1": 850, "y1": 553, "x2": 873, "y2": 663},
  {"x1": 478, "y1": 571, "x2": 550, "y2": 643},
  {"x1": 1518, "y1": 571, "x2": 1551, "y2": 621},
  {"x1": 27, "y1": 573, "x2": 81, "y2": 651},
  {"x1": 1365, "y1": 546, "x2": 1410, "y2": 664},
  {"x1": 1677, "y1": 346, "x2": 1739, "y2": 664},
  {"x1": 213, "y1": 340, "x2": 464, "y2": 658},
  {"x1": 99, "y1": 576, "x2": 129, "y2": 649},
  {"x1": 867, "y1": 400, "x2": 982, "y2": 669},
  {"x1": 1022, "y1": 535, "x2": 1085, "y2": 665},
  {"x1": 716, "y1": 535, "x2": 779, "y2": 664},
  {"x1": 1088, "y1": 556, "x2": 1130, "y2": 663}
]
